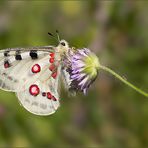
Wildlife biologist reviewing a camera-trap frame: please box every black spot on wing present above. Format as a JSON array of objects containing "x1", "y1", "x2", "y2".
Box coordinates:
[
  {"x1": 4, "y1": 51, "x2": 10, "y2": 57},
  {"x1": 15, "y1": 54, "x2": 22, "y2": 60},
  {"x1": 30, "y1": 50, "x2": 38, "y2": 59},
  {"x1": 15, "y1": 51, "x2": 22, "y2": 60}
]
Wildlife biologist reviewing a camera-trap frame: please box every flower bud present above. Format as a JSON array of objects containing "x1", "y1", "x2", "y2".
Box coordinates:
[{"x1": 64, "y1": 48, "x2": 100, "y2": 94}]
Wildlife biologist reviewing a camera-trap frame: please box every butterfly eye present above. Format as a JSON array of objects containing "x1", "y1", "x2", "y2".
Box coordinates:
[{"x1": 61, "y1": 42, "x2": 65, "y2": 46}]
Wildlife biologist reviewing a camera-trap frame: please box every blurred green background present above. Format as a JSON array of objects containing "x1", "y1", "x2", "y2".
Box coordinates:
[{"x1": 0, "y1": 1, "x2": 148, "y2": 147}]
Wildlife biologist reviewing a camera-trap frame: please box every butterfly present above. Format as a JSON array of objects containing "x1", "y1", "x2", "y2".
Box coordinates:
[{"x1": 0, "y1": 31, "x2": 75, "y2": 116}]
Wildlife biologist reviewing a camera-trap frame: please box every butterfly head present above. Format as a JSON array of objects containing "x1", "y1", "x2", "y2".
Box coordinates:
[
  {"x1": 57, "y1": 39, "x2": 69, "y2": 55},
  {"x1": 48, "y1": 32, "x2": 70, "y2": 55}
]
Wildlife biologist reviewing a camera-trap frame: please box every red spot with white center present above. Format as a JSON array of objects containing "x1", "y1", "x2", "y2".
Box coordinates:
[
  {"x1": 49, "y1": 58, "x2": 54, "y2": 63},
  {"x1": 29, "y1": 84, "x2": 40, "y2": 96},
  {"x1": 47, "y1": 92, "x2": 52, "y2": 99},
  {"x1": 32, "y1": 64, "x2": 41, "y2": 73},
  {"x1": 50, "y1": 53, "x2": 54, "y2": 58},
  {"x1": 4, "y1": 63, "x2": 9, "y2": 68},
  {"x1": 51, "y1": 71, "x2": 57, "y2": 79},
  {"x1": 4, "y1": 61, "x2": 10, "y2": 68},
  {"x1": 49, "y1": 64, "x2": 55, "y2": 71}
]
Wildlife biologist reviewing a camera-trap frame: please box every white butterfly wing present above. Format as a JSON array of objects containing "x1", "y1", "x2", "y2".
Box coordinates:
[
  {"x1": 17, "y1": 63, "x2": 61, "y2": 115},
  {"x1": 0, "y1": 46, "x2": 61, "y2": 115},
  {"x1": 61, "y1": 67, "x2": 71, "y2": 89},
  {"x1": 0, "y1": 47, "x2": 53, "y2": 91}
]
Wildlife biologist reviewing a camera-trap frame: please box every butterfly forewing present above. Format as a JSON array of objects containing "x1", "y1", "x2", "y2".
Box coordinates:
[{"x1": 0, "y1": 46, "x2": 54, "y2": 91}]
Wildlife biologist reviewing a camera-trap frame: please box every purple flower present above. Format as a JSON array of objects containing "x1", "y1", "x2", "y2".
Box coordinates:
[{"x1": 64, "y1": 48, "x2": 100, "y2": 94}]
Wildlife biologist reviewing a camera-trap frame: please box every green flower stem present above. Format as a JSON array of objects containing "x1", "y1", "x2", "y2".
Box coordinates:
[{"x1": 100, "y1": 65, "x2": 148, "y2": 97}]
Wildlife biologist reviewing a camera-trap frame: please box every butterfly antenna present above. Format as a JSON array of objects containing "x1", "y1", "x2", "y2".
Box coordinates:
[
  {"x1": 48, "y1": 32, "x2": 59, "y2": 43},
  {"x1": 56, "y1": 30, "x2": 61, "y2": 42}
]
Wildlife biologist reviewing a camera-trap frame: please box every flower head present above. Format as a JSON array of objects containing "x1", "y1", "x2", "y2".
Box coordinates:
[{"x1": 64, "y1": 48, "x2": 100, "y2": 94}]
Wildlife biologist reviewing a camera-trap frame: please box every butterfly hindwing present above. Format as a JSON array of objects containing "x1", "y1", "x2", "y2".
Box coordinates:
[{"x1": 16, "y1": 63, "x2": 61, "y2": 115}]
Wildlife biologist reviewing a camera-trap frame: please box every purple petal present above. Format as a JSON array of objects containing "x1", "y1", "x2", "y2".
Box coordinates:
[
  {"x1": 73, "y1": 54, "x2": 82, "y2": 60},
  {"x1": 77, "y1": 73, "x2": 86, "y2": 81},
  {"x1": 77, "y1": 50, "x2": 87, "y2": 57},
  {"x1": 72, "y1": 62, "x2": 85, "y2": 70},
  {"x1": 72, "y1": 67, "x2": 84, "y2": 74},
  {"x1": 83, "y1": 88, "x2": 88, "y2": 95},
  {"x1": 79, "y1": 76, "x2": 89, "y2": 88},
  {"x1": 70, "y1": 74, "x2": 80, "y2": 79},
  {"x1": 72, "y1": 60, "x2": 84, "y2": 65}
]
